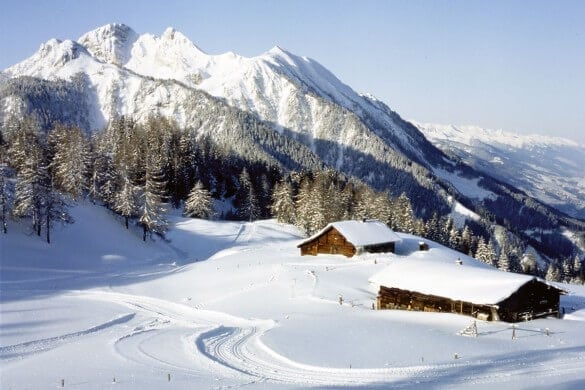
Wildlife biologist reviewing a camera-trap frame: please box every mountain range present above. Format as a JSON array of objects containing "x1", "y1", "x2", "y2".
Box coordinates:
[
  {"x1": 1, "y1": 23, "x2": 583, "y2": 261},
  {"x1": 415, "y1": 122, "x2": 585, "y2": 220}
]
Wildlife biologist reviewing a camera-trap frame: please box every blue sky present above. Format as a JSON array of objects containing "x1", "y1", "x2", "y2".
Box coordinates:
[{"x1": 1, "y1": 0, "x2": 583, "y2": 142}]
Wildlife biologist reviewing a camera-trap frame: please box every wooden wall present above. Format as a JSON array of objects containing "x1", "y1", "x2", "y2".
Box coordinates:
[
  {"x1": 497, "y1": 279, "x2": 562, "y2": 322},
  {"x1": 377, "y1": 286, "x2": 495, "y2": 321},
  {"x1": 299, "y1": 227, "x2": 357, "y2": 257},
  {"x1": 377, "y1": 280, "x2": 563, "y2": 322}
]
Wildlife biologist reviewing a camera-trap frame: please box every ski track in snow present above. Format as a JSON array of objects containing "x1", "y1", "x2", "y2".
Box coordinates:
[
  {"x1": 0, "y1": 313, "x2": 135, "y2": 360},
  {"x1": 196, "y1": 324, "x2": 585, "y2": 387},
  {"x1": 55, "y1": 289, "x2": 585, "y2": 388}
]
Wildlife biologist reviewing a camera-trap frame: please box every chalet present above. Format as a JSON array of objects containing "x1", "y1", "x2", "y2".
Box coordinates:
[
  {"x1": 297, "y1": 220, "x2": 401, "y2": 258},
  {"x1": 370, "y1": 259, "x2": 566, "y2": 322}
]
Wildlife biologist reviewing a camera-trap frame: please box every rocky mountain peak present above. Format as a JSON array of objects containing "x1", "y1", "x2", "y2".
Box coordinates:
[{"x1": 78, "y1": 23, "x2": 138, "y2": 66}]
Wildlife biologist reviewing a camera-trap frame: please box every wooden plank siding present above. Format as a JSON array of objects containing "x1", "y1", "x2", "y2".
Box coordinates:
[
  {"x1": 377, "y1": 280, "x2": 563, "y2": 322},
  {"x1": 377, "y1": 286, "x2": 497, "y2": 321},
  {"x1": 497, "y1": 279, "x2": 561, "y2": 322},
  {"x1": 299, "y1": 227, "x2": 357, "y2": 257}
]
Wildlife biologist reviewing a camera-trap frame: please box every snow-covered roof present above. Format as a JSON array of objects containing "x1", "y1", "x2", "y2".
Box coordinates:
[
  {"x1": 369, "y1": 259, "x2": 552, "y2": 305},
  {"x1": 298, "y1": 220, "x2": 402, "y2": 247}
]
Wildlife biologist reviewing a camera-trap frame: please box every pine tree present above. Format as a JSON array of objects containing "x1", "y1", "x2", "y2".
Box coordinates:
[
  {"x1": 114, "y1": 173, "x2": 139, "y2": 229},
  {"x1": 138, "y1": 124, "x2": 168, "y2": 241},
  {"x1": 270, "y1": 180, "x2": 295, "y2": 224},
  {"x1": 90, "y1": 151, "x2": 118, "y2": 207},
  {"x1": 561, "y1": 258, "x2": 573, "y2": 282},
  {"x1": 184, "y1": 181, "x2": 214, "y2": 219},
  {"x1": 0, "y1": 165, "x2": 10, "y2": 234},
  {"x1": 43, "y1": 180, "x2": 73, "y2": 244},
  {"x1": 573, "y1": 255, "x2": 583, "y2": 283},
  {"x1": 236, "y1": 168, "x2": 260, "y2": 222},
  {"x1": 520, "y1": 251, "x2": 538, "y2": 275},
  {"x1": 475, "y1": 236, "x2": 496, "y2": 267},
  {"x1": 448, "y1": 226, "x2": 460, "y2": 250},
  {"x1": 498, "y1": 251, "x2": 511, "y2": 272},
  {"x1": 424, "y1": 213, "x2": 441, "y2": 242},
  {"x1": 11, "y1": 124, "x2": 49, "y2": 237},
  {"x1": 393, "y1": 193, "x2": 415, "y2": 234},
  {"x1": 459, "y1": 225, "x2": 472, "y2": 255},
  {"x1": 545, "y1": 263, "x2": 561, "y2": 282},
  {"x1": 49, "y1": 124, "x2": 90, "y2": 199}
]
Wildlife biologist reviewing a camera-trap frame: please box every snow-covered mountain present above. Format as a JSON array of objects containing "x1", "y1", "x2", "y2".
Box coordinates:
[
  {"x1": 1, "y1": 23, "x2": 584, "y2": 261},
  {"x1": 0, "y1": 23, "x2": 453, "y2": 214},
  {"x1": 415, "y1": 122, "x2": 585, "y2": 220}
]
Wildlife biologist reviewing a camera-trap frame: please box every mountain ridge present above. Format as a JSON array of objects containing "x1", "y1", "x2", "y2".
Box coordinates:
[
  {"x1": 1, "y1": 23, "x2": 583, "y2": 263},
  {"x1": 415, "y1": 121, "x2": 585, "y2": 220}
]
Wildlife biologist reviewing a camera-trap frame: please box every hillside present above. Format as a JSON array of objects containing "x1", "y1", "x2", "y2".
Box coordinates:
[
  {"x1": 1, "y1": 202, "x2": 585, "y2": 388},
  {"x1": 415, "y1": 122, "x2": 585, "y2": 220},
  {"x1": 1, "y1": 23, "x2": 584, "y2": 266}
]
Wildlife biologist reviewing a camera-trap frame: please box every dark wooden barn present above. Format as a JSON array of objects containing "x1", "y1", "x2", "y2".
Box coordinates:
[
  {"x1": 297, "y1": 220, "x2": 401, "y2": 258},
  {"x1": 370, "y1": 259, "x2": 565, "y2": 322}
]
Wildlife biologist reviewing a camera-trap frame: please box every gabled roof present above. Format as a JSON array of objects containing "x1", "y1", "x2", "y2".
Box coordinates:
[
  {"x1": 298, "y1": 220, "x2": 402, "y2": 248},
  {"x1": 369, "y1": 259, "x2": 563, "y2": 305}
]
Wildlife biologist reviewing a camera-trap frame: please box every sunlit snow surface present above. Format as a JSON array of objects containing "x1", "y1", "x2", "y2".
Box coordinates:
[{"x1": 2, "y1": 202, "x2": 585, "y2": 389}]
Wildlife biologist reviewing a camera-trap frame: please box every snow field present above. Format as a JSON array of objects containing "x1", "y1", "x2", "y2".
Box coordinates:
[{"x1": 2, "y1": 202, "x2": 585, "y2": 388}]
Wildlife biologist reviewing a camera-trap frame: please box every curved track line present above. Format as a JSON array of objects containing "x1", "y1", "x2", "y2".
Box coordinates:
[
  {"x1": 0, "y1": 313, "x2": 135, "y2": 360},
  {"x1": 196, "y1": 323, "x2": 585, "y2": 387}
]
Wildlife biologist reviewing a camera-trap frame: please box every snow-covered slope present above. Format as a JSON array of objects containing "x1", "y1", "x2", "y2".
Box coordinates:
[
  {"x1": 415, "y1": 122, "x2": 585, "y2": 219},
  {"x1": 2, "y1": 23, "x2": 439, "y2": 169},
  {"x1": 2, "y1": 203, "x2": 585, "y2": 388},
  {"x1": 2, "y1": 23, "x2": 584, "y2": 262}
]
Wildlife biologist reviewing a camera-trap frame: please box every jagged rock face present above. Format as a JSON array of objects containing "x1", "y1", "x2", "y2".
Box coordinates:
[
  {"x1": 78, "y1": 23, "x2": 138, "y2": 66},
  {"x1": 0, "y1": 24, "x2": 449, "y2": 194},
  {"x1": 1, "y1": 24, "x2": 584, "y2": 262}
]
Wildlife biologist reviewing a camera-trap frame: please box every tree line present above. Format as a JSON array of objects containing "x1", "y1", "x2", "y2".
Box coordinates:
[{"x1": 1, "y1": 115, "x2": 582, "y2": 283}]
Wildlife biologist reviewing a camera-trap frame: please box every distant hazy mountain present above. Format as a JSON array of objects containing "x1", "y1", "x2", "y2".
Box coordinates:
[
  {"x1": 415, "y1": 122, "x2": 585, "y2": 220},
  {"x1": 1, "y1": 23, "x2": 583, "y2": 261}
]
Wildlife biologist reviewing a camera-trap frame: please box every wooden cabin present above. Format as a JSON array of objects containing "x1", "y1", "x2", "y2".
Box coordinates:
[
  {"x1": 370, "y1": 259, "x2": 565, "y2": 322},
  {"x1": 297, "y1": 220, "x2": 401, "y2": 258}
]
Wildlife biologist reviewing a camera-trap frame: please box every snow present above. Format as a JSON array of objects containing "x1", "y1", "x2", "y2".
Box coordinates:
[
  {"x1": 433, "y1": 167, "x2": 497, "y2": 201},
  {"x1": 298, "y1": 219, "x2": 402, "y2": 248},
  {"x1": 2, "y1": 202, "x2": 585, "y2": 389},
  {"x1": 416, "y1": 121, "x2": 585, "y2": 219},
  {"x1": 370, "y1": 257, "x2": 541, "y2": 304}
]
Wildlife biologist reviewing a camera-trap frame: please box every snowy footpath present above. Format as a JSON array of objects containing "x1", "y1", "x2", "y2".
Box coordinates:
[{"x1": 2, "y1": 203, "x2": 585, "y2": 389}]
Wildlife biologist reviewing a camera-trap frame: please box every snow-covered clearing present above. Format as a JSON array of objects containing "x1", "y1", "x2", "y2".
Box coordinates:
[{"x1": 2, "y1": 202, "x2": 585, "y2": 389}]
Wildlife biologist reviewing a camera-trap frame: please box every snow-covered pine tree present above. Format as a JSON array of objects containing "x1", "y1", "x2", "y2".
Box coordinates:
[
  {"x1": 448, "y1": 226, "x2": 460, "y2": 250},
  {"x1": 10, "y1": 122, "x2": 49, "y2": 237},
  {"x1": 89, "y1": 151, "x2": 118, "y2": 207},
  {"x1": 138, "y1": 122, "x2": 168, "y2": 241},
  {"x1": 393, "y1": 193, "x2": 415, "y2": 234},
  {"x1": 545, "y1": 262, "x2": 561, "y2": 282},
  {"x1": 498, "y1": 251, "x2": 511, "y2": 272},
  {"x1": 48, "y1": 124, "x2": 90, "y2": 199},
  {"x1": 295, "y1": 175, "x2": 321, "y2": 234},
  {"x1": 114, "y1": 171, "x2": 139, "y2": 229},
  {"x1": 459, "y1": 225, "x2": 472, "y2": 255},
  {"x1": 440, "y1": 216, "x2": 455, "y2": 246},
  {"x1": 184, "y1": 181, "x2": 214, "y2": 219},
  {"x1": 236, "y1": 168, "x2": 260, "y2": 222},
  {"x1": 270, "y1": 179, "x2": 295, "y2": 224},
  {"x1": 424, "y1": 213, "x2": 441, "y2": 243},
  {"x1": 561, "y1": 258, "x2": 573, "y2": 283},
  {"x1": 0, "y1": 164, "x2": 10, "y2": 234},
  {"x1": 486, "y1": 239, "x2": 497, "y2": 267},
  {"x1": 475, "y1": 236, "x2": 497, "y2": 267},
  {"x1": 43, "y1": 179, "x2": 73, "y2": 244},
  {"x1": 573, "y1": 255, "x2": 583, "y2": 283},
  {"x1": 520, "y1": 250, "x2": 538, "y2": 275}
]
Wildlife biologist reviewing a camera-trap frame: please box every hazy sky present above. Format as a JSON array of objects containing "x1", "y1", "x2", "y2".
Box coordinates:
[{"x1": 1, "y1": 0, "x2": 583, "y2": 142}]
